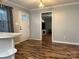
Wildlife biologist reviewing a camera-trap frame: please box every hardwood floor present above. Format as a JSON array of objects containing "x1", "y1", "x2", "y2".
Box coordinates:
[{"x1": 15, "y1": 35, "x2": 79, "y2": 59}]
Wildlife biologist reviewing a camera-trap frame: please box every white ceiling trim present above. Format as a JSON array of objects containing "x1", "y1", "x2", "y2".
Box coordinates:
[
  {"x1": 30, "y1": 2, "x2": 79, "y2": 11},
  {"x1": 5, "y1": 0, "x2": 28, "y2": 10},
  {"x1": 53, "y1": 2, "x2": 79, "y2": 7}
]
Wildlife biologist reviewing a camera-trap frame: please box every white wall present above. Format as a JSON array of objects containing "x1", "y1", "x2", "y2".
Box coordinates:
[
  {"x1": 12, "y1": 8, "x2": 30, "y2": 44},
  {"x1": 30, "y1": 8, "x2": 52, "y2": 39},
  {"x1": 30, "y1": 4, "x2": 79, "y2": 44},
  {"x1": 53, "y1": 4, "x2": 79, "y2": 44}
]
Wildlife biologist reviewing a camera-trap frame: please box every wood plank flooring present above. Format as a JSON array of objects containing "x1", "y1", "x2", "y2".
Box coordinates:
[{"x1": 15, "y1": 35, "x2": 79, "y2": 59}]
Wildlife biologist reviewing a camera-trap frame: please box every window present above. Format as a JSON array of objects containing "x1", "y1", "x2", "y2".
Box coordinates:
[{"x1": 0, "y1": 5, "x2": 14, "y2": 32}]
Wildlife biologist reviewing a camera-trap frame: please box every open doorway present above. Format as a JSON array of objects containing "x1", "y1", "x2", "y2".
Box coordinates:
[{"x1": 41, "y1": 12, "x2": 52, "y2": 44}]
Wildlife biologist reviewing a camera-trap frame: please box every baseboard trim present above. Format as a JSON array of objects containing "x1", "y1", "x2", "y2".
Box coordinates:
[
  {"x1": 29, "y1": 37, "x2": 41, "y2": 40},
  {"x1": 15, "y1": 38, "x2": 29, "y2": 45},
  {"x1": 15, "y1": 40, "x2": 26, "y2": 45},
  {"x1": 15, "y1": 38, "x2": 41, "y2": 45},
  {"x1": 15, "y1": 38, "x2": 79, "y2": 45},
  {"x1": 53, "y1": 40, "x2": 79, "y2": 45}
]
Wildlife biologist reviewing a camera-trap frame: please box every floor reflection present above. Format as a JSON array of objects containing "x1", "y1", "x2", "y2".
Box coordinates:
[
  {"x1": 15, "y1": 35, "x2": 79, "y2": 59},
  {"x1": 41, "y1": 34, "x2": 53, "y2": 59}
]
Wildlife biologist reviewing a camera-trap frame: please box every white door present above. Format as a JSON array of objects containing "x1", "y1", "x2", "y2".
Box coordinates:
[{"x1": 19, "y1": 11, "x2": 29, "y2": 40}]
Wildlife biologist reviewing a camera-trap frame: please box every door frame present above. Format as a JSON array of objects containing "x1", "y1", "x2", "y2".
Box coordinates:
[{"x1": 40, "y1": 11, "x2": 53, "y2": 42}]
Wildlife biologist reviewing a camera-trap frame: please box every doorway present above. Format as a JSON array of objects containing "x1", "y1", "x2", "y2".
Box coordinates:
[{"x1": 41, "y1": 12, "x2": 52, "y2": 44}]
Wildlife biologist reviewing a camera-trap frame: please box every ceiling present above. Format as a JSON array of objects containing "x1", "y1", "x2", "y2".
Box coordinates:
[{"x1": 9, "y1": 0, "x2": 79, "y2": 10}]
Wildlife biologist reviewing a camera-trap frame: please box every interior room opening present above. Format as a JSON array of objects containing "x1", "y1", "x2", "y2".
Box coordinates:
[{"x1": 41, "y1": 12, "x2": 52, "y2": 44}]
